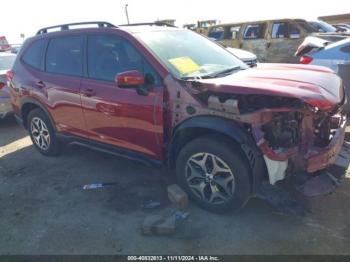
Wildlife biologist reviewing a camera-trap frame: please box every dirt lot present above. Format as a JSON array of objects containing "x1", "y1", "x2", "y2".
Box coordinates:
[{"x1": 0, "y1": 117, "x2": 350, "y2": 255}]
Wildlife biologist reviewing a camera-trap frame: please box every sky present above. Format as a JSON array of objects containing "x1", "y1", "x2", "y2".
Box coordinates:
[{"x1": 1, "y1": 0, "x2": 350, "y2": 43}]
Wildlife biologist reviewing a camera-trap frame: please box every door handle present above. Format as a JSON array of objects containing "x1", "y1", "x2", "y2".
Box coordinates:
[
  {"x1": 82, "y1": 88, "x2": 96, "y2": 97},
  {"x1": 36, "y1": 80, "x2": 46, "y2": 88}
]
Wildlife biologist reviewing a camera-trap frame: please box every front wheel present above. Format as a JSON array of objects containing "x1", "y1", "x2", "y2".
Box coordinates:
[
  {"x1": 176, "y1": 135, "x2": 252, "y2": 213},
  {"x1": 27, "y1": 108, "x2": 62, "y2": 156}
]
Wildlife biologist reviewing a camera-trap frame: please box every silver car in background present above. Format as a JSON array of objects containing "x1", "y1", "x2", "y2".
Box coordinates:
[
  {"x1": 296, "y1": 37, "x2": 350, "y2": 72},
  {"x1": 0, "y1": 53, "x2": 16, "y2": 119}
]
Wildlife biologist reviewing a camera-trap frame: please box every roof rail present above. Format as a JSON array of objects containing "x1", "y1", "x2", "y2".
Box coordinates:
[
  {"x1": 119, "y1": 22, "x2": 177, "y2": 28},
  {"x1": 36, "y1": 21, "x2": 117, "y2": 35}
]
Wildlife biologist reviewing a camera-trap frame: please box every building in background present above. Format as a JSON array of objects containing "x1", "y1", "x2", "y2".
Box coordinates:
[{"x1": 318, "y1": 13, "x2": 350, "y2": 24}]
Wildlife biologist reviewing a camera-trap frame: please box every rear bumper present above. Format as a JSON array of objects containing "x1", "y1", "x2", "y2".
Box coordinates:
[
  {"x1": 305, "y1": 115, "x2": 347, "y2": 173},
  {"x1": 0, "y1": 98, "x2": 12, "y2": 119}
]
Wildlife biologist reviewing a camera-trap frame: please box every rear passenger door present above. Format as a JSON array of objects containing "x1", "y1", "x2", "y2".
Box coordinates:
[
  {"x1": 80, "y1": 34, "x2": 164, "y2": 160},
  {"x1": 241, "y1": 23, "x2": 268, "y2": 62},
  {"x1": 39, "y1": 35, "x2": 86, "y2": 137},
  {"x1": 266, "y1": 21, "x2": 303, "y2": 63}
]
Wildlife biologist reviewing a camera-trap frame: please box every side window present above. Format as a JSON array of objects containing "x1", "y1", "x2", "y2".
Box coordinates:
[
  {"x1": 243, "y1": 24, "x2": 265, "y2": 39},
  {"x1": 208, "y1": 27, "x2": 225, "y2": 40},
  {"x1": 228, "y1": 26, "x2": 241, "y2": 39},
  {"x1": 22, "y1": 39, "x2": 47, "y2": 70},
  {"x1": 87, "y1": 34, "x2": 160, "y2": 84},
  {"x1": 289, "y1": 24, "x2": 301, "y2": 39},
  {"x1": 272, "y1": 23, "x2": 287, "y2": 38},
  {"x1": 45, "y1": 36, "x2": 83, "y2": 77}
]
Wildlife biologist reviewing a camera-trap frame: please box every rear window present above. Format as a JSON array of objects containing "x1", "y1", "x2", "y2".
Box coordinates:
[
  {"x1": 0, "y1": 55, "x2": 16, "y2": 71},
  {"x1": 22, "y1": 39, "x2": 47, "y2": 70},
  {"x1": 243, "y1": 24, "x2": 265, "y2": 39},
  {"x1": 45, "y1": 36, "x2": 83, "y2": 77}
]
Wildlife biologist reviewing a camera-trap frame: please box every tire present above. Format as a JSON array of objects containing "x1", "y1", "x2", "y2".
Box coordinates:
[
  {"x1": 176, "y1": 134, "x2": 252, "y2": 213},
  {"x1": 27, "y1": 108, "x2": 62, "y2": 156}
]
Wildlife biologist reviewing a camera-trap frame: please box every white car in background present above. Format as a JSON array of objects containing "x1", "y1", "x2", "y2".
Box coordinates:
[
  {"x1": 0, "y1": 52, "x2": 16, "y2": 119},
  {"x1": 208, "y1": 37, "x2": 258, "y2": 67},
  {"x1": 226, "y1": 47, "x2": 258, "y2": 67}
]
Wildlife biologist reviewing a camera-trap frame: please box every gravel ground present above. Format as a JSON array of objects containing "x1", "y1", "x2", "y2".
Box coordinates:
[{"x1": 0, "y1": 117, "x2": 350, "y2": 255}]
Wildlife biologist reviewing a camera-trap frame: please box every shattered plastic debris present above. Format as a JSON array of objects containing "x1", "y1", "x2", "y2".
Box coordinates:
[
  {"x1": 142, "y1": 200, "x2": 162, "y2": 209},
  {"x1": 82, "y1": 182, "x2": 117, "y2": 190},
  {"x1": 174, "y1": 210, "x2": 189, "y2": 223}
]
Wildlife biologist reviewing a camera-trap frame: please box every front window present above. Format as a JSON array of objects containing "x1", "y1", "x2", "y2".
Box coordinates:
[
  {"x1": 0, "y1": 55, "x2": 16, "y2": 71},
  {"x1": 296, "y1": 20, "x2": 318, "y2": 33},
  {"x1": 136, "y1": 30, "x2": 247, "y2": 79}
]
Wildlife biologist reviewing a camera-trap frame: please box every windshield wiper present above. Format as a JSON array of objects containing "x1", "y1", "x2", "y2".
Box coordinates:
[{"x1": 201, "y1": 66, "x2": 241, "y2": 79}]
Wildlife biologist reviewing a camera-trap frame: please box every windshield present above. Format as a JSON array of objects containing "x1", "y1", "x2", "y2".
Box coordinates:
[
  {"x1": 136, "y1": 30, "x2": 247, "y2": 79},
  {"x1": 310, "y1": 21, "x2": 337, "y2": 33},
  {"x1": 0, "y1": 55, "x2": 16, "y2": 71}
]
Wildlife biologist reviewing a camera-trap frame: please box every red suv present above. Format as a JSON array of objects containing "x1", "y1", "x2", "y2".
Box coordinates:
[{"x1": 9, "y1": 22, "x2": 346, "y2": 212}]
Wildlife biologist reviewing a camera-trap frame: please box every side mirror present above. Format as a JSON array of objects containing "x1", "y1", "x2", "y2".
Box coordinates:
[{"x1": 116, "y1": 70, "x2": 144, "y2": 88}]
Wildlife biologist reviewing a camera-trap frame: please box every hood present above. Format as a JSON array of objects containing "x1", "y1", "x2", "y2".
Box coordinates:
[
  {"x1": 195, "y1": 63, "x2": 344, "y2": 111},
  {"x1": 226, "y1": 47, "x2": 257, "y2": 61}
]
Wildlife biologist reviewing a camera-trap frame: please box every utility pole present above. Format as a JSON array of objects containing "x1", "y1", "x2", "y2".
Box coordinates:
[{"x1": 125, "y1": 4, "x2": 130, "y2": 24}]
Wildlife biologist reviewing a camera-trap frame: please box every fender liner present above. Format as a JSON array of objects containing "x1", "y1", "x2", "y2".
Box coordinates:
[
  {"x1": 20, "y1": 97, "x2": 56, "y2": 130},
  {"x1": 168, "y1": 116, "x2": 267, "y2": 193}
]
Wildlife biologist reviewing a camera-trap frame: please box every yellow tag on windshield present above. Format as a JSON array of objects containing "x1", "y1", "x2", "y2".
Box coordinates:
[{"x1": 168, "y1": 57, "x2": 200, "y2": 75}]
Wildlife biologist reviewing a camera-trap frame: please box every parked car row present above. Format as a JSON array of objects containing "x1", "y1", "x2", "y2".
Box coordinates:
[
  {"x1": 6, "y1": 21, "x2": 347, "y2": 213},
  {"x1": 207, "y1": 18, "x2": 349, "y2": 63}
]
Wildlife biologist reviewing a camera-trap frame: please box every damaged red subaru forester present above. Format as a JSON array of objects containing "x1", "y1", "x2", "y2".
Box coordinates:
[{"x1": 8, "y1": 22, "x2": 347, "y2": 213}]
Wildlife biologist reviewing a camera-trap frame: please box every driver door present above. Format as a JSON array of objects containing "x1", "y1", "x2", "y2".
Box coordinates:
[{"x1": 80, "y1": 34, "x2": 164, "y2": 159}]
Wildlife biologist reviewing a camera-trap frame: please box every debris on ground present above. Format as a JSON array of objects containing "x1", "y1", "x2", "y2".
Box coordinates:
[
  {"x1": 174, "y1": 210, "x2": 189, "y2": 223},
  {"x1": 142, "y1": 214, "x2": 176, "y2": 236},
  {"x1": 82, "y1": 182, "x2": 117, "y2": 190},
  {"x1": 142, "y1": 200, "x2": 162, "y2": 209},
  {"x1": 167, "y1": 184, "x2": 189, "y2": 211}
]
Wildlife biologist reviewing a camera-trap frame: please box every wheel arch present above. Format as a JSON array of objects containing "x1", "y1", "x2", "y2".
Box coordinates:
[
  {"x1": 20, "y1": 98, "x2": 56, "y2": 130},
  {"x1": 167, "y1": 116, "x2": 268, "y2": 193}
]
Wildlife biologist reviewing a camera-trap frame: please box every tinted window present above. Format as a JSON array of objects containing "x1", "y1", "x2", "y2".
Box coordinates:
[
  {"x1": 272, "y1": 23, "x2": 287, "y2": 38},
  {"x1": 88, "y1": 35, "x2": 160, "y2": 84},
  {"x1": 22, "y1": 39, "x2": 47, "y2": 70},
  {"x1": 46, "y1": 36, "x2": 83, "y2": 76},
  {"x1": 289, "y1": 24, "x2": 301, "y2": 39},
  {"x1": 243, "y1": 24, "x2": 265, "y2": 39}
]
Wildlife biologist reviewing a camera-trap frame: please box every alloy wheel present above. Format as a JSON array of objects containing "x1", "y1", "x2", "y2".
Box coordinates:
[
  {"x1": 185, "y1": 153, "x2": 235, "y2": 204},
  {"x1": 30, "y1": 117, "x2": 51, "y2": 150}
]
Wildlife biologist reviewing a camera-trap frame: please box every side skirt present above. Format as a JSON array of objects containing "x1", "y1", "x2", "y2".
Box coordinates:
[{"x1": 56, "y1": 133, "x2": 163, "y2": 168}]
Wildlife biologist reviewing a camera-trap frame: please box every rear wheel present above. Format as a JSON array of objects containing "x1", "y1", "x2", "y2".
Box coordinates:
[
  {"x1": 176, "y1": 135, "x2": 252, "y2": 213},
  {"x1": 27, "y1": 108, "x2": 62, "y2": 156}
]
